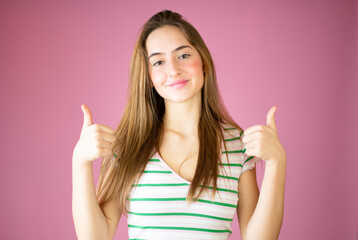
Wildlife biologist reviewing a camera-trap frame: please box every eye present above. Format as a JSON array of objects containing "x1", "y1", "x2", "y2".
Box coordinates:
[
  {"x1": 153, "y1": 60, "x2": 164, "y2": 66},
  {"x1": 179, "y1": 54, "x2": 190, "y2": 59}
]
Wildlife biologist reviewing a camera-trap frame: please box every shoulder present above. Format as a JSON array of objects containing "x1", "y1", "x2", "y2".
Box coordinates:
[
  {"x1": 220, "y1": 122, "x2": 244, "y2": 147},
  {"x1": 220, "y1": 122, "x2": 261, "y2": 172},
  {"x1": 219, "y1": 123, "x2": 246, "y2": 168}
]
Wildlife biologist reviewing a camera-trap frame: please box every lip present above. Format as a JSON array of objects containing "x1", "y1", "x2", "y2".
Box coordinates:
[{"x1": 169, "y1": 79, "x2": 189, "y2": 87}]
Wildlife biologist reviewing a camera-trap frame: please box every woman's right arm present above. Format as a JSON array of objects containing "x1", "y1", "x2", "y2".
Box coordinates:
[
  {"x1": 72, "y1": 157, "x2": 121, "y2": 240},
  {"x1": 72, "y1": 104, "x2": 120, "y2": 240}
]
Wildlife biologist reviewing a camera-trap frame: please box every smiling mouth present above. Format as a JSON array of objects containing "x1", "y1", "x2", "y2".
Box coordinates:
[
  {"x1": 169, "y1": 80, "x2": 189, "y2": 86},
  {"x1": 169, "y1": 80, "x2": 189, "y2": 89}
]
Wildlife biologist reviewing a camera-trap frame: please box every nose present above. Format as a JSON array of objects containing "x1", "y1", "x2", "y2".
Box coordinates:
[{"x1": 167, "y1": 58, "x2": 181, "y2": 78}]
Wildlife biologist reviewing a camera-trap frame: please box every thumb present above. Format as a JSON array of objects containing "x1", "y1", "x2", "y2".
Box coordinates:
[
  {"x1": 81, "y1": 104, "x2": 93, "y2": 131},
  {"x1": 266, "y1": 105, "x2": 277, "y2": 131}
]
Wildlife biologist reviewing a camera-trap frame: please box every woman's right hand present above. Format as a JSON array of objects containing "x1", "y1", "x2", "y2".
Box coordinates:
[{"x1": 73, "y1": 104, "x2": 116, "y2": 166}]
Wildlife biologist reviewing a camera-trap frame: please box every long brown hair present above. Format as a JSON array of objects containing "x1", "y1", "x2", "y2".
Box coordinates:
[{"x1": 96, "y1": 9, "x2": 243, "y2": 219}]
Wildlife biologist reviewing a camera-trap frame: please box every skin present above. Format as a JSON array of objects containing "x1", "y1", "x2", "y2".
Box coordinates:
[
  {"x1": 72, "y1": 104, "x2": 120, "y2": 240},
  {"x1": 146, "y1": 25, "x2": 204, "y2": 178},
  {"x1": 239, "y1": 106, "x2": 287, "y2": 239},
  {"x1": 147, "y1": 25, "x2": 204, "y2": 105}
]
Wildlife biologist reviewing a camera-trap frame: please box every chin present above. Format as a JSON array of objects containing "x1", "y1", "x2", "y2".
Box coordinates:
[
  {"x1": 161, "y1": 89, "x2": 202, "y2": 104},
  {"x1": 165, "y1": 98, "x2": 189, "y2": 103},
  {"x1": 165, "y1": 95, "x2": 197, "y2": 104}
]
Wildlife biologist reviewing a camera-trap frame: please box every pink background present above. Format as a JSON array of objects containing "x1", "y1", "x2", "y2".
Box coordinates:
[{"x1": 0, "y1": 0, "x2": 357, "y2": 239}]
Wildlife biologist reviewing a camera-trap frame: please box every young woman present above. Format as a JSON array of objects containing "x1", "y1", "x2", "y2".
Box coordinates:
[{"x1": 72, "y1": 10, "x2": 286, "y2": 240}]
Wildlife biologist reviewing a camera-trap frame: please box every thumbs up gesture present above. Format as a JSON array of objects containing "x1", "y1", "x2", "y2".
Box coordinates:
[
  {"x1": 72, "y1": 104, "x2": 116, "y2": 166},
  {"x1": 242, "y1": 106, "x2": 286, "y2": 164}
]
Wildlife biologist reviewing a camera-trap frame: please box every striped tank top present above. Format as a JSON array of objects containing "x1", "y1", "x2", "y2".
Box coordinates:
[{"x1": 126, "y1": 126, "x2": 261, "y2": 239}]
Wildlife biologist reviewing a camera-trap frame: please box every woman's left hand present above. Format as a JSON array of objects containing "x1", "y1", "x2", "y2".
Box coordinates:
[{"x1": 242, "y1": 106, "x2": 286, "y2": 165}]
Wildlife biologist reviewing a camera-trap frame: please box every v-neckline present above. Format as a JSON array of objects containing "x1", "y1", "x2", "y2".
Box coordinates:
[{"x1": 155, "y1": 152, "x2": 192, "y2": 184}]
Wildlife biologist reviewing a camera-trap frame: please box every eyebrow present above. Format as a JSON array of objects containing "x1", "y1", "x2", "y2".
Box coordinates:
[{"x1": 148, "y1": 45, "x2": 192, "y2": 60}]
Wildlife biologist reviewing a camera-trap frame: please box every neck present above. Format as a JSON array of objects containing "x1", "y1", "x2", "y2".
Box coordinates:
[{"x1": 162, "y1": 92, "x2": 202, "y2": 136}]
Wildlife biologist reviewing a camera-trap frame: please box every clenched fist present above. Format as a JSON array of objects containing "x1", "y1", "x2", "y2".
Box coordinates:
[
  {"x1": 242, "y1": 106, "x2": 286, "y2": 165},
  {"x1": 72, "y1": 104, "x2": 116, "y2": 165}
]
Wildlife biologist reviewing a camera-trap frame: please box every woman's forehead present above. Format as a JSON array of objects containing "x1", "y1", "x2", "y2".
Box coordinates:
[{"x1": 146, "y1": 25, "x2": 191, "y2": 54}]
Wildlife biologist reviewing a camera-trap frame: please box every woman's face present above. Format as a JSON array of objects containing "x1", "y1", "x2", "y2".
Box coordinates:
[{"x1": 146, "y1": 25, "x2": 204, "y2": 103}]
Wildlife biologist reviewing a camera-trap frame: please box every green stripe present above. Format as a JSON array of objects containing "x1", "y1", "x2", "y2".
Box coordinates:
[
  {"x1": 225, "y1": 130, "x2": 244, "y2": 141},
  {"x1": 131, "y1": 183, "x2": 238, "y2": 194},
  {"x1": 128, "y1": 224, "x2": 232, "y2": 233},
  {"x1": 200, "y1": 185, "x2": 238, "y2": 194},
  {"x1": 219, "y1": 163, "x2": 243, "y2": 167},
  {"x1": 128, "y1": 211, "x2": 233, "y2": 221},
  {"x1": 149, "y1": 159, "x2": 160, "y2": 162},
  {"x1": 225, "y1": 137, "x2": 241, "y2": 142},
  {"x1": 128, "y1": 198, "x2": 237, "y2": 208},
  {"x1": 143, "y1": 170, "x2": 172, "y2": 174},
  {"x1": 142, "y1": 172, "x2": 239, "y2": 185},
  {"x1": 218, "y1": 175, "x2": 239, "y2": 181},
  {"x1": 244, "y1": 156, "x2": 254, "y2": 164},
  {"x1": 193, "y1": 198, "x2": 237, "y2": 208},
  {"x1": 224, "y1": 127, "x2": 236, "y2": 130},
  {"x1": 222, "y1": 150, "x2": 245, "y2": 154}
]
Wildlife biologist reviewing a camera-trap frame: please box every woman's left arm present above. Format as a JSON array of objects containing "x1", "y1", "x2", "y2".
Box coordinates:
[{"x1": 241, "y1": 106, "x2": 287, "y2": 240}]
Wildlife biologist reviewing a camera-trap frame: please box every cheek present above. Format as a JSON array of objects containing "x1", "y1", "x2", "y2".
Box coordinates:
[
  {"x1": 185, "y1": 58, "x2": 203, "y2": 74},
  {"x1": 150, "y1": 70, "x2": 165, "y2": 87}
]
